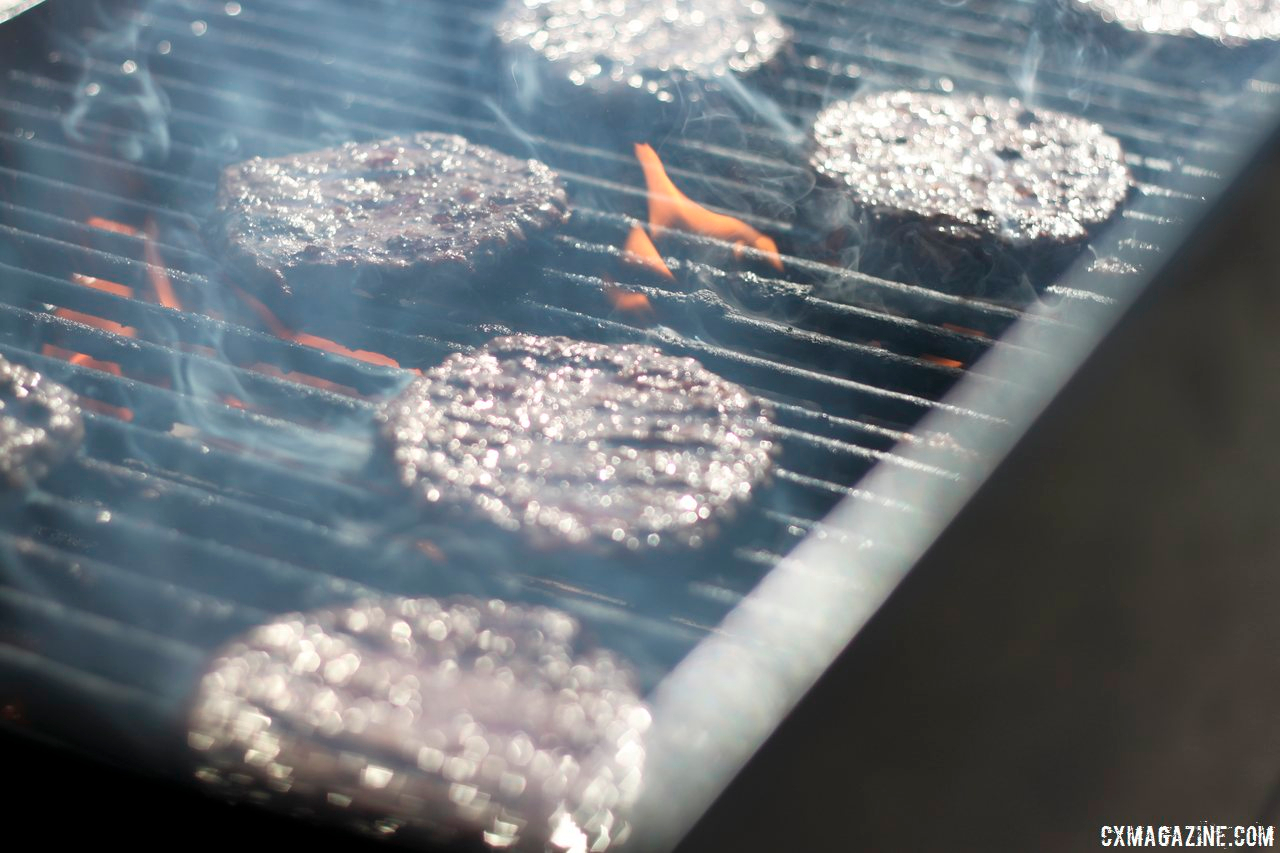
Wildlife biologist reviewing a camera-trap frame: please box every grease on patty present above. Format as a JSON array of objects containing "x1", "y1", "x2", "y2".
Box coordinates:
[{"x1": 377, "y1": 335, "x2": 775, "y2": 551}]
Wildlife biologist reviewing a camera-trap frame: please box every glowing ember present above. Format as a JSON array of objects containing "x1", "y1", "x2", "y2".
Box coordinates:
[
  {"x1": 42, "y1": 216, "x2": 189, "y2": 421},
  {"x1": 292, "y1": 333, "x2": 401, "y2": 369},
  {"x1": 633, "y1": 143, "x2": 783, "y2": 271},
  {"x1": 143, "y1": 218, "x2": 182, "y2": 310},
  {"x1": 920, "y1": 354, "x2": 964, "y2": 369},
  {"x1": 622, "y1": 224, "x2": 674, "y2": 279},
  {"x1": 59, "y1": 274, "x2": 137, "y2": 336},
  {"x1": 43, "y1": 264, "x2": 138, "y2": 420},
  {"x1": 85, "y1": 217, "x2": 137, "y2": 236},
  {"x1": 942, "y1": 322, "x2": 989, "y2": 339}
]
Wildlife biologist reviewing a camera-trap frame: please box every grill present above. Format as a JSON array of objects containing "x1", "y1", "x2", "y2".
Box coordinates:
[{"x1": 2, "y1": 0, "x2": 1279, "y2": 849}]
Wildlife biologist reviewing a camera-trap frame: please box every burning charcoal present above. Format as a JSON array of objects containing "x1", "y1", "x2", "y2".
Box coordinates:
[
  {"x1": 188, "y1": 596, "x2": 650, "y2": 852},
  {"x1": 1074, "y1": 0, "x2": 1280, "y2": 44},
  {"x1": 493, "y1": 0, "x2": 789, "y2": 139},
  {"x1": 805, "y1": 91, "x2": 1131, "y2": 297},
  {"x1": 0, "y1": 357, "x2": 84, "y2": 488},
  {"x1": 376, "y1": 335, "x2": 775, "y2": 552},
  {"x1": 206, "y1": 132, "x2": 569, "y2": 322}
]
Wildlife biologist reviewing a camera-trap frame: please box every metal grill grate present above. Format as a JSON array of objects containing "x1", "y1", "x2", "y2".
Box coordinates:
[{"x1": 0, "y1": 0, "x2": 1276, "y2": 837}]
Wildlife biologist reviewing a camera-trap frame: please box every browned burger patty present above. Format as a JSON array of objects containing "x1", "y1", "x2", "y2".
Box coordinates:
[
  {"x1": 188, "y1": 595, "x2": 650, "y2": 851},
  {"x1": 495, "y1": 0, "x2": 788, "y2": 101},
  {"x1": 805, "y1": 91, "x2": 1131, "y2": 293},
  {"x1": 492, "y1": 0, "x2": 790, "y2": 139},
  {"x1": 1074, "y1": 0, "x2": 1280, "y2": 43},
  {"x1": 377, "y1": 335, "x2": 776, "y2": 552},
  {"x1": 0, "y1": 357, "x2": 84, "y2": 488},
  {"x1": 206, "y1": 132, "x2": 569, "y2": 316},
  {"x1": 810, "y1": 91, "x2": 1131, "y2": 251}
]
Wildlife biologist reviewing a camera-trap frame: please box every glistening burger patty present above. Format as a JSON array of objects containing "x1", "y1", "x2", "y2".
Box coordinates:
[
  {"x1": 1074, "y1": 0, "x2": 1280, "y2": 44},
  {"x1": 494, "y1": 0, "x2": 788, "y2": 115},
  {"x1": 188, "y1": 596, "x2": 650, "y2": 851},
  {"x1": 207, "y1": 132, "x2": 569, "y2": 315},
  {"x1": 810, "y1": 91, "x2": 1131, "y2": 251},
  {"x1": 377, "y1": 335, "x2": 775, "y2": 552},
  {"x1": 0, "y1": 357, "x2": 84, "y2": 488}
]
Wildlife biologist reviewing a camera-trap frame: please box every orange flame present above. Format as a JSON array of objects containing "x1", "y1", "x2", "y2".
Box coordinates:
[
  {"x1": 633, "y1": 143, "x2": 783, "y2": 271},
  {"x1": 921, "y1": 354, "x2": 964, "y2": 369},
  {"x1": 226, "y1": 284, "x2": 411, "y2": 398},
  {"x1": 143, "y1": 218, "x2": 182, "y2": 310},
  {"x1": 228, "y1": 285, "x2": 402, "y2": 369},
  {"x1": 622, "y1": 225, "x2": 674, "y2": 279},
  {"x1": 604, "y1": 284, "x2": 655, "y2": 319}
]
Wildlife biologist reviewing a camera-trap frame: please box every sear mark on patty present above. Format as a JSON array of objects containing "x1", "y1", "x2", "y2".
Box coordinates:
[{"x1": 377, "y1": 334, "x2": 776, "y2": 552}]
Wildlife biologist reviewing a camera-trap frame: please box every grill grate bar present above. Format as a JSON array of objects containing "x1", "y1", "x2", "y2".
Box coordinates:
[
  {"x1": 0, "y1": 338, "x2": 370, "y2": 470},
  {"x1": 126, "y1": 10, "x2": 1241, "y2": 176},
  {"x1": 779, "y1": 17, "x2": 1251, "y2": 139},
  {"x1": 489, "y1": 295, "x2": 1007, "y2": 425},
  {"x1": 0, "y1": 250, "x2": 444, "y2": 388},
  {"x1": 0, "y1": 193, "x2": 1001, "y2": 435},
  {"x1": 7, "y1": 56, "x2": 1187, "y2": 326},
  {"x1": 25, "y1": 57, "x2": 802, "y2": 232},
  {"x1": 0, "y1": 585, "x2": 204, "y2": 679},
  {"x1": 132, "y1": 8, "x2": 484, "y2": 105},
  {"x1": 522, "y1": 268, "x2": 1004, "y2": 394},
  {"x1": 0, "y1": 336, "x2": 905, "y2": 570},
  {"x1": 0, "y1": 257, "x2": 935, "y2": 494},
  {"x1": 234, "y1": 0, "x2": 1250, "y2": 134},
  {"x1": 1, "y1": 69, "x2": 1091, "y2": 338},
  {"x1": 0, "y1": 530, "x2": 271, "y2": 630},
  {"x1": 0, "y1": 67, "x2": 1163, "y2": 330},
  {"x1": 9, "y1": 488, "x2": 384, "y2": 607},
  {"x1": 173, "y1": 0, "x2": 488, "y2": 78},
  {"x1": 0, "y1": 641, "x2": 176, "y2": 736},
  {"x1": 5, "y1": 463, "x2": 820, "y2": 680}
]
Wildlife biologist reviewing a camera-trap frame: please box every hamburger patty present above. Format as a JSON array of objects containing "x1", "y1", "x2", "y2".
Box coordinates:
[
  {"x1": 809, "y1": 91, "x2": 1131, "y2": 250},
  {"x1": 1074, "y1": 0, "x2": 1280, "y2": 43},
  {"x1": 494, "y1": 0, "x2": 789, "y2": 106},
  {"x1": 377, "y1": 335, "x2": 775, "y2": 551},
  {"x1": 0, "y1": 357, "x2": 84, "y2": 488},
  {"x1": 207, "y1": 132, "x2": 569, "y2": 315},
  {"x1": 188, "y1": 596, "x2": 650, "y2": 851}
]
